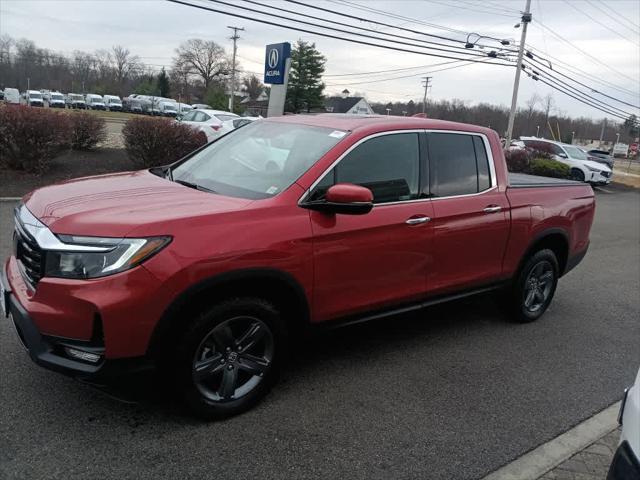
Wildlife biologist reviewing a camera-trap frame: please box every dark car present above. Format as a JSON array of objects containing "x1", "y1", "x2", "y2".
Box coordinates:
[{"x1": 587, "y1": 149, "x2": 615, "y2": 169}]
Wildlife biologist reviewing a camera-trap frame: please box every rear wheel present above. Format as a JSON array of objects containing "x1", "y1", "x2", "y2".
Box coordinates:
[
  {"x1": 509, "y1": 249, "x2": 559, "y2": 323},
  {"x1": 172, "y1": 298, "x2": 285, "y2": 420},
  {"x1": 570, "y1": 168, "x2": 586, "y2": 182}
]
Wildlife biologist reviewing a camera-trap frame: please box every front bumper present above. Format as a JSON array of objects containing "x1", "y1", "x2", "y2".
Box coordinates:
[
  {"x1": 1, "y1": 264, "x2": 152, "y2": 380},
  {"x1": 589, "y1": 171, "x2": 612, "y2": 184}
]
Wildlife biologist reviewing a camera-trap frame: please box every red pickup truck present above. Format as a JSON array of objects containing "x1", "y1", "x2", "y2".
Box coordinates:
[{"x1": 1, "y1": 115, "x2": 595, "y2": 419}]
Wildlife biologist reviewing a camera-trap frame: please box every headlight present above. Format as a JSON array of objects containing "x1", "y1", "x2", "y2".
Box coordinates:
[
  {"x1": 44, "y1": 236, "x2": 171, "y2": 279},
  {"x1": 586, "y1": 166, "x2": 601, "y2": 173}
]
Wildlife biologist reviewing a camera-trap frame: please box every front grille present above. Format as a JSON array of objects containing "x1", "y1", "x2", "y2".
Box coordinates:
[{"x1": 14, "y1": 219, "x2": 45, "y2": 287}]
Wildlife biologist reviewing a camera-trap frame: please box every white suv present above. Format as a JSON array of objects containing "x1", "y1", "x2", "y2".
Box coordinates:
[{"x1": 520, "y1": 137, "x2": 612, "y2": 185}]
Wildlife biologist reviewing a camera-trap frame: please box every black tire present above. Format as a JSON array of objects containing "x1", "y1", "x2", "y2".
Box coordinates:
[
  {"x1": 171, "y1": 297, "x2": 286, "y2": 420},
  {"x1": 570, "y1": 168, "x2": 585, "y2": 182},
  {"x1": 509, "y1": 249, "x2": 559, "y2": 323}
]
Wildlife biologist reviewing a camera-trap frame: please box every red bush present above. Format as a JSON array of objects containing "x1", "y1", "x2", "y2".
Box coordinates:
[
  {"x1": 504, "y1": 148, "x2": 530, "y2": 173},
  {"x1": 69, "y1": 112, "x2": 107, "y2": 150},
  {"x1": 122, "y1": 117, "x2": 207, "y2": 168},
  {"x1": 0, "y1": 104, "x2": 71, "y2": 173}
]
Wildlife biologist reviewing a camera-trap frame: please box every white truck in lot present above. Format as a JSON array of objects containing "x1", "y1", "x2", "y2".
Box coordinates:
[
  {"x1": 103, "y1": 95, "x2": 123, "y2": 111},
  {"x1": 24, "y1": 90, "x2": 44, "y2": 107},
  {"x1": 45, "y1": 91, "x2": 66, "y2": 108},
  {"x1": 85, "y1": 94, "x2": 106, "y2": 110},
  {"x1": 612, "y1": 143, "x2": 629, "y2": 158},
  {"x1": 3, "y1": 88, "x2": 20, "y2": 104},
  {"x1": 66, "y1": 93, "x2": 86, "y2": 109}
]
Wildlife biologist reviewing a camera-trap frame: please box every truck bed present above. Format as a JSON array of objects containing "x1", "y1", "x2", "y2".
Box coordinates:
[{"x1": 508, "y1": 172, "x2": 582, "y2": 188}]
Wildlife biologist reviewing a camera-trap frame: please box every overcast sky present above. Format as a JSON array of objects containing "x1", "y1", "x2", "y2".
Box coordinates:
[{"x1": 1, "y1": 0, "x2": 639, "y2": 121}]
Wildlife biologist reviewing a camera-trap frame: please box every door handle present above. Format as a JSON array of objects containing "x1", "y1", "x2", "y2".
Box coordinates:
[
  {"x1": 483, "y1": 205, "x2": 502, "y2": 213},
  {"x1": 405, "y1": 216, "x2": 431, "y2": 225}
]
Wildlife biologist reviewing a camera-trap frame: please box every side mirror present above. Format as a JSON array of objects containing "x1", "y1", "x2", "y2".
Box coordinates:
[
  {"x1": 302, "y1": 183, "x2": 374, "y2": 215},
  {"x1": 558, "y1": 153, "x2": 568, "y2": 159}
]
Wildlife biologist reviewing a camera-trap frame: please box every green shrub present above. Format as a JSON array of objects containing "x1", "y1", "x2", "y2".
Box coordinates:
[
  {"x1": 122, "y1": 116, "x2": 207, "y2": 168},
  {"x1": 0, "y1": 104, "x2": 71, "y2": 173},
  {"x1": 69, "y1": 112, "x2": 107, "y2": 150},
  {"x1": 528, "y1": 158, "x2": 571, "y2": 179}
]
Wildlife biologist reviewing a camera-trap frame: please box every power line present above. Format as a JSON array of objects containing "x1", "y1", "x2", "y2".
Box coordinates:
[
  {"x1": 166, "y1": 0, "x2": 515, "y2": 67},
  {"x1": 285, "y1": 0, "x2": 519, "y2": 52},
  {"x1": 422, "y1": 0, "x2": 518, "y2": 18},
  {"x1": 523, "y1": 60, "x2": 636, "y2": 117},
  {"x1": 524, "y1": 56, "x2": 640, "y2": 110},
  {"x1": 590, "y1": 0, "x2": 640, "y2": 35},
  {"x1": 233, "y1": 0, "x2": 508, "y2": 58},
  {"x1": 525, "y1": 44, "x2": 638, "y2": 98},
  {"x1": 560, "y1": 0, "x2": 640, "y2": 47},
  {"x1": 326, "y1": 58, "x2": 506, "y2": 86},
  {"x1": 323, "y1": 59, "x2": 464, "y2": 78},
  {"x1": 532, "y1": 18, "x2": 638, "y2": 84}
]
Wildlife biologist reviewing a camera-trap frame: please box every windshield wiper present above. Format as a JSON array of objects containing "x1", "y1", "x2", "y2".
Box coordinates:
[{"x1": 173, "y1": 178, "x2": 216, "y2": 193}]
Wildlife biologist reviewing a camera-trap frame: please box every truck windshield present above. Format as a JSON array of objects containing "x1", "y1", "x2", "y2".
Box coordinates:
[
  {"x1": 30, "y1": 93, "x2": 42, "y2": 99},
  {"x1": 51, "y1": 94, "x2": 63, "y2": 100},
  {"x1": 172, "y1": 121, "x2": 347, "y2": 199}
]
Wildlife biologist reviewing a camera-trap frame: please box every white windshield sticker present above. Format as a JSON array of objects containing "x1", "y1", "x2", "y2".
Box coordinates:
[
  {"x1": 266, "y1": 186, "x2": 279, "y2": 194},
  {"x1": 329, "y1": 130, "x2": 347, "y2": 138}
]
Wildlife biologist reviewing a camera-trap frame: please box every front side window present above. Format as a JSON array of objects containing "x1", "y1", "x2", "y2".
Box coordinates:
[
  {"x1": 172, "y1": 121, "x2": 346, "y2": 199},
  {"x1": 428, "y1": 133, "x2": 492, "y2": 197},
  {"x1": 310, "y1": 133, "x2": 420, "y2": 204},
  {"x1": 563, "y1": 145, "x2": 588, "y2": 160}
]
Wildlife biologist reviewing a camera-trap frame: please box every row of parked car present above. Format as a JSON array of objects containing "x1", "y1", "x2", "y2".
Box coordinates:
[
  {"x1": 509, "y1": 137, "x2": 615, "y2": 185},
  {"x1": 0, "y1": 87, "x2": 217, "y2": 117}
]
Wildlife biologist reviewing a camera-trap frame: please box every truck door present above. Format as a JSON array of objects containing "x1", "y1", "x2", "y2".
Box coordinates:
[
  {"x1": 426, "y1": 132, "x2": 510, "y2": 295},
  {"x1": 308, "y1": 131, "x2": 434, "y2": 321}
]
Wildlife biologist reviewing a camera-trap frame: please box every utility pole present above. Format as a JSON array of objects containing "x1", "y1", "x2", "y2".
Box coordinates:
[
  {"x1": 599, "y1": 118, "x2": 607, "y2": 147},
  {"x1": 505, "y1": 0, "x2": 532, "y2": 145},
  {"x1": 421, "y1": 76, "x2": 432, "y2": 114},
  {"x1": 227, "y1": 26, "x2": 244, "y2": 113}
]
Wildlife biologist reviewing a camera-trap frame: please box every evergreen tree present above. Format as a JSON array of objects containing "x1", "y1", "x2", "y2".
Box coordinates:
[
  {"x1": 157, "y1": 68, "x2": 170, "y2": 97},
  {"x1": 285, "y1": 40, "x2": 326, "y2": 113}
]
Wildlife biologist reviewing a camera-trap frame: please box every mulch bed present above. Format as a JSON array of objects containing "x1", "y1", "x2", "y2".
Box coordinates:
[{"x1": 0, "y1": 148, "x2": 135, "y2": 197}]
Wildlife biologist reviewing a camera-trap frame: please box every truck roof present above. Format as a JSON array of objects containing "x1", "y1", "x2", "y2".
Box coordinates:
[{"x1": 267, "y1": 113, "x2": 496, "y2": 137}]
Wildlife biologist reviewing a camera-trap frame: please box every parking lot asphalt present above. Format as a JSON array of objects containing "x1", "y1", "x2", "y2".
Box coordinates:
[{"x1": 1, "y1": 184, "x2": 638, "y2": 480}]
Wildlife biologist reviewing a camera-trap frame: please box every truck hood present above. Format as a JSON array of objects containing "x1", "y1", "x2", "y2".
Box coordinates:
[{"x1": 23, "y1": 170, "x2": 253, "y2": 237}]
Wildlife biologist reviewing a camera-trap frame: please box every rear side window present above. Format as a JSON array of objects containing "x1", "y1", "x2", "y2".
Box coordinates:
[
  {"x1": 310, "y1": 133, "x2": 420, "y2": 203},
  {"x1": 215, "y1": 114, "x2": 237, "y2": 122},
  {"x1": 428, "y1": 133, "x2": 492, "y2": 197}
]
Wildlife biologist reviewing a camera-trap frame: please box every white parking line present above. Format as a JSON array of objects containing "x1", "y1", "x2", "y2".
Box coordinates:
[{"x1": 481, "y1": 401, "x2": 620, "y2": 480}]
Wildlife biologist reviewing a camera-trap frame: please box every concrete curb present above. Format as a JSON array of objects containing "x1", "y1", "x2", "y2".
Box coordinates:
[
  {"x1": 0, "y1": 198, "x2": 21, "y2": 202},
  {"x1": 481, "y1": 401, "x2": 621, "y2": 480}
]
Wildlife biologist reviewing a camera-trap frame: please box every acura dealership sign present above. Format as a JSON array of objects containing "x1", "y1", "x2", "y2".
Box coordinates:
[{"x1": 264, "y1": 42, "x2": 291, "y2": 85}]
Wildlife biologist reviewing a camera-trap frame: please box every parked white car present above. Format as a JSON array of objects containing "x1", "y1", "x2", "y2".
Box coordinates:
[
  {"x1": 177, "y1": 103, "x2": 193, "y2": 115},
  {"x1": 24, "y1": 90, "x2": 44, "y2": 107},
  {"x1": 3, "y1": 87, "x2": 20, "y2": 104},
  {"x1": 85, "y1": 94, "x2": 106, "y2": 110},
  {"x1": 607, "y1": 366, "x2": 640, "y2": 479},
  {"x1": 520, "y1": 137, "x2": 612, "y2": 185},
  {"x1": 191, "y1": 103, "x2": 212, "y2": 110},
  {"x1": 218, "y1": 116, "x2": 261, "y2": 137},
  {"x1": 179, "y1": 109, "x2": 239, "y2": 142},
  {"x1": 154, "y1": 101, "x2": 178, "y2": 117},
  {"x1": 103, "y1": 95, "x2": 123, "y2": 111},
  {"x1": 45, "y1": 91, "x2": 66, "y2": 108}
]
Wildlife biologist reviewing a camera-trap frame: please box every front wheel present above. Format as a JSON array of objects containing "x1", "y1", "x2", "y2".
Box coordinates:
[
  {"x1": 571, "y1": 168, "x2": 586, "y2": 182},
  {"x1": 171, "y1": 298, "x2": 285, "y2": 420},
  {"x1": 509, "y1": 249, "x2": 559, "y2": 323}
]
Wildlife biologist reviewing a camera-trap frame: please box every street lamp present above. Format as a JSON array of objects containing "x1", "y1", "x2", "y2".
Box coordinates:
[
  {"x1": 615, "y1": 133, "x2": 620, "y2": 145},
  {"x1": 571, "y1": 131, "x2": 575, "y2": 144},
  {"x1": 536, "y1": 125, "x2": 540, "y2": 137}
]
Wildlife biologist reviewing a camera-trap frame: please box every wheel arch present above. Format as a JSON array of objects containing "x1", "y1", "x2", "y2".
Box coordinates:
[
  {"x1": 147, "y1": 268, "x2": 311, "y2": 360},
  {"x1": 518, "y1": 228, "x2": 570, "y2": 278}
]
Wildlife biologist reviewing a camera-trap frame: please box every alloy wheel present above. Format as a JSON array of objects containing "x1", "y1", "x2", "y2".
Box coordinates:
[
  {"x1": 523, "y1": 260, "x2": 554, "y2": 313},
  {"x1": 192, "y1": 316, "x2": 274, "y2": 402}
]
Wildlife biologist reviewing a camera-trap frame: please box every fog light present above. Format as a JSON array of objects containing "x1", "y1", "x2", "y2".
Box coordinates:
[{"x1": 64, "y1": 347, "x2": 102, "y2": 364}]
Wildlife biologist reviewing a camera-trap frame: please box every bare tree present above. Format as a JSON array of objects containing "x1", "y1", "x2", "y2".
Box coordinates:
[
  {"x1": 173, "y1": 39, "x2": 229, "y2": 90},
  {"x1": 112, "y1": 45, "x2": 140, "y2": 93},
  {"x1": 542, "y1": 93, "x2": 555, "y2": 127}
]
